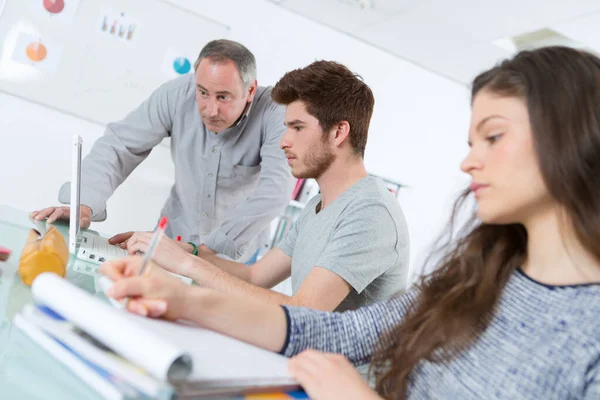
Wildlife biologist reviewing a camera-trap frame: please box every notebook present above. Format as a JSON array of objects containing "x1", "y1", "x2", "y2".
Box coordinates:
[
  {"x1": 68, "y1": 134, "x2": 128, "y2": 263},
  {"x1": 13, "y1": 273, "x2": 299, "y2": 399}
]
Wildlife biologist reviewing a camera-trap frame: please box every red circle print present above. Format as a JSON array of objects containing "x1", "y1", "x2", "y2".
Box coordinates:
[{"x1": 43, "y1": 0, "x2": 65, "y2": 14}]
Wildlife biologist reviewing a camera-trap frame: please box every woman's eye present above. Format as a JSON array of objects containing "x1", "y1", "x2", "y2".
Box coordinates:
[{"x1": 486, "y1": 134, "x2": 503, "y2": 144}]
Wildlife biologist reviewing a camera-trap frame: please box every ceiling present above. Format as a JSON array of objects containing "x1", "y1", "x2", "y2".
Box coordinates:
[{"x1": 266, "y1": 0, "x2": 600, "y2": 86}]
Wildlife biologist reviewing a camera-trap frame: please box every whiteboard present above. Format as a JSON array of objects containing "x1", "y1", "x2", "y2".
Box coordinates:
[{"x1": 0, "y1": 0, "x2": 230, "y2": 125}]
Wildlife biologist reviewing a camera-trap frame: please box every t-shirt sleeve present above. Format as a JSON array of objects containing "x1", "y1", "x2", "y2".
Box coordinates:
[
  {"x1": 315, "y1": 201, "x2": 401, "y2": 293},
  {"x1": 276, "y1": 197, "x2": 318, "y2": 257},
  {"x1": 275, "y1": 216, "x2": 299, "y2": 257}
]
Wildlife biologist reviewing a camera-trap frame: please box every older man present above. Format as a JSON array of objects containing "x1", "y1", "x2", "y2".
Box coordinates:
[{"x1": 32, "y1": 39, "x2": 294, "y2": 261}]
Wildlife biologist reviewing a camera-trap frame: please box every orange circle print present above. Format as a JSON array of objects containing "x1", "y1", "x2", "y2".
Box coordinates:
[{"x1": 26, "y1": 42, "x2": 47, "y2": 62}]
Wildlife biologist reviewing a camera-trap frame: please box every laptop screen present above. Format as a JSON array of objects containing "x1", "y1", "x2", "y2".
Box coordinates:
[{"x1": 69, "y1": 134, "x2": 82, "y2": 254}]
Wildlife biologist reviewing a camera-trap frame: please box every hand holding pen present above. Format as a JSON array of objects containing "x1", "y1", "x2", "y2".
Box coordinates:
[{"x1": 122, "y1": 216, "x2": 168, "y2": 308}]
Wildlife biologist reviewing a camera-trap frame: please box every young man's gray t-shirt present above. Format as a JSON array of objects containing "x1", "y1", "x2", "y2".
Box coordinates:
[{"x1": 277, "y1": 176, "x2": 410, "y2": 312}]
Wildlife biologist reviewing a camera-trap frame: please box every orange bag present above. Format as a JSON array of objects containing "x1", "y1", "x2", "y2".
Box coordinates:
[{"x1": 18, "y1": 226, "x2": 68, "y2": 286}]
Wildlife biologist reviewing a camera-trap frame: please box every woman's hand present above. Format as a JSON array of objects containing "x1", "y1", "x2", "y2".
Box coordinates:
[
  {"x1": 288, "y1": 350, "x2": 382, "y2": 400},
  {"x1": 99, "y1": 256, "x2": 191, "y2": 320}
]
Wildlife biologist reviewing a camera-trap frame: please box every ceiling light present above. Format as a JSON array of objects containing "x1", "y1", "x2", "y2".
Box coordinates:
[{"x1": 493, "y1": 28, "x2": 597, "y2": 56}]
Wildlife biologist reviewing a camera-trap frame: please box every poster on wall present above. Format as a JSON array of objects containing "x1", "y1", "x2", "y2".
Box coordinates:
[
  {"x1": 28, "y1": 0, "x2": 82, "y2": 24},
  {"x1": 97, "y1": 9, "x2": 142, "y2": 46},
  {"x1": 0, "y1": 0, "x2": 230, "y2": 125},
  {"x1": 160, "y1": 46, "x2": 197, "y2": 79},
  {"x1": 11, "y1": 32, "x2": 63, "y2": 73}
]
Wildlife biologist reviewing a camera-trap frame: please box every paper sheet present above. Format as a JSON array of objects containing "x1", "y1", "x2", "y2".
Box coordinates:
[
  {"x1": 30, "y1": 273, "x2": 294, "y2": 384},
  {"x1": 31, "y1": 273, "x2": 187, "y2": 381}
]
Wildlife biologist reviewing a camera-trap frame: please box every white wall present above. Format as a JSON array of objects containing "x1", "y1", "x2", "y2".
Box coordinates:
[
  {"x1": 0, "y1": 93, "x2": 174, "y2": 234},
  {"x1": 0, "y1": 0, "x2": 473, "y2": 280}
]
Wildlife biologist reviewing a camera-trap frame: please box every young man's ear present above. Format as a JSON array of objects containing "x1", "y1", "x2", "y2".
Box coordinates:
[{"x1": 333, "y1": 121, "x2": 351, "y2": 147}]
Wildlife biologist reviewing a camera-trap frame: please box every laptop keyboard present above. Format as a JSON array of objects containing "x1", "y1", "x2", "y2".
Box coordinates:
[
  {"x1": 76, "y1": 233, "x2": 193, "y2": 284},
  {"x1": 80, "y1": 232, "x2": 128, "y2": 263}
]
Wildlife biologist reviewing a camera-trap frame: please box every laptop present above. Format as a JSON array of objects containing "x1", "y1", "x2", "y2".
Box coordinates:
[
  {"x1": 67, "y1": 135, "x2": 193, "y2": 285},
  {"x1": 68, "y1": 134, "x2": 129, "y2": 264}
]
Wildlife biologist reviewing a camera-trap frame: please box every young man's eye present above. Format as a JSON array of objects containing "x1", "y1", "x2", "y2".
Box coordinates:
[{"x1": 295, "y1": 126, "x2": 303, "y2": 131}]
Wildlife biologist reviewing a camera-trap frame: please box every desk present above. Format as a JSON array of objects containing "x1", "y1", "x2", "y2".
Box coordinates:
[
  {"x1": 0, "y1": 205, "x2": 306, "y2": 400},
  {"x1": 0, "y1": 205, "x2": 104, "y2": 399}
]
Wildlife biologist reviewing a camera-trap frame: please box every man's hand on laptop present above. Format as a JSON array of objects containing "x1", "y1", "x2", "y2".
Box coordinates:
[
  {"x1": 30, "y1": 205, "x2": 92, "y2": 228},
  {"x1": 122, "y1": 232, "x2": 195, "y2": 277},
  {"x1": 108, "y1": 231, "x2": 135, "y2": 248},
  {"x1": 110, "y1": 231, "x2": 188, "y2": 249}
]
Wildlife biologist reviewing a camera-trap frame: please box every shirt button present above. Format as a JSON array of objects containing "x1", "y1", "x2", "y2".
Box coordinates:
[
  {"x1": 207, "y1": 173, "x2": 213, "y2": 178},
  {"x1": 212, "y1": 146, "x2": 218, "y2": 153},
  {"x1": 206, "y1": 193, "x2": 211, "y2": 198},
  {"x1": 202, "y1": 231, "x2": 208, "y2": 235},
  {"x1": 202, "y1": 212, "x2": 208, "y2": 217}
]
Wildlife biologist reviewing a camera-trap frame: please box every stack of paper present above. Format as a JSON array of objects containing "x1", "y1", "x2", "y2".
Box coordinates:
[{"x1": 13, "y1": 273, "x2": 299, "y2": 399}]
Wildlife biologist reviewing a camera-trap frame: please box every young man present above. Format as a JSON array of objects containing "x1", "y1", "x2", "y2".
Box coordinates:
[
  {"x1": 31, "y1": 39, "x2": 294, "y2": 262},
  {"x1": 120, "y1": 60, "x2": 410, "y2": 312}
]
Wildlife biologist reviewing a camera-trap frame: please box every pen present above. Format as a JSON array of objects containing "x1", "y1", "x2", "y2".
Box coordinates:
[{"x1": 123, "y1": 216, "x2": 168, "y2": 308}]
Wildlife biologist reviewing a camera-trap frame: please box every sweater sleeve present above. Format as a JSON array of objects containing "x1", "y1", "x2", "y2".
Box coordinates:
[
  {"x1": 584, "y1": 356, "x2": 600, "y2": 399},
  {"x1": 280, "y1": 290, "x2": 417, "y2": 366}
]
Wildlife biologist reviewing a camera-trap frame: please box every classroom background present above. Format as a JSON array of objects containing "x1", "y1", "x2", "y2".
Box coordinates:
[{"x1": 1, "y1": 0, "x2": 599, "y2": 286}]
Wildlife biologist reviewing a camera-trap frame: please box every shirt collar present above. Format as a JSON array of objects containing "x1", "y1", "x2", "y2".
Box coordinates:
[{"x1": 234, "y1": 99, "x2": 254, "y2": 128}]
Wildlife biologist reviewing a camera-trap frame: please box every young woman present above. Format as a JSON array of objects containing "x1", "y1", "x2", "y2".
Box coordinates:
[{"x1": 101, "y1": 46, "x2": 600, "y2": 399}]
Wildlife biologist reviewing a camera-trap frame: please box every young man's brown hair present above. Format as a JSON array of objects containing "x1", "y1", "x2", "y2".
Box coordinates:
[{"x1": 271, "y1": 60, "x2": 375, "y2": 157}]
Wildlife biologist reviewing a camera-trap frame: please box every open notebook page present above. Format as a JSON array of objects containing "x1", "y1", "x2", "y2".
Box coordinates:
[{"x1": 30, "y1": 273, "x2": 294, "y2": 385}]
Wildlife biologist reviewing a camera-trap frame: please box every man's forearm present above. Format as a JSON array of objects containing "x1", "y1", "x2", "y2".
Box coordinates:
[
  {"x1": 185, "y1": 257, "x2": 296, "y2": 306},
  {"x1": 195, "y1": 247, "x2": 252, "y2": 283}
]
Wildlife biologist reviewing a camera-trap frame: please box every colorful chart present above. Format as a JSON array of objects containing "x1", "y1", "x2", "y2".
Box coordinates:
[
  {"x1": 25, "y1": 41, "x2": 48, "y2": 62},
  {"x1": 12, "y1": 32, "x2": 63, "y2": 73},
  {"x1": 161, "y1": 46, "x2": 195, "y2": 78},
  {"x1": 43, "y1": 0, "x2": 65, "y2": 14},
  {"x1": 29, "y1": 0, "x2": 80, "y2": 24},
  {"x1": 98, "y1": 10, "x2": 139, "y2": 44},
  {"x1": 173, "y1": 57, "x2": 191, "y2": 75}
]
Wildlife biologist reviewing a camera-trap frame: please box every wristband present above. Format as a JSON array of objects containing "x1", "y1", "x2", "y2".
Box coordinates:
[{"x1": 187, "y1": 242, "x2": 198, "y2": 256}]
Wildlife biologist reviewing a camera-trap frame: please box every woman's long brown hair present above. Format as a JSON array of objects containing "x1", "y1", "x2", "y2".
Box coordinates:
[{"x1": 370, "y1": 46, "x2": 600, "y2": 399}]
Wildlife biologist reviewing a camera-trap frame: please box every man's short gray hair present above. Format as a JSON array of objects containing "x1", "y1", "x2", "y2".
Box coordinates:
[{"x1": 194, "y1": 39, "x2": 257, "y2": 88}]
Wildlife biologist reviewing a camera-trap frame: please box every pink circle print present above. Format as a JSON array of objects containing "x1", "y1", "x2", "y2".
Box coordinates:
[{"x1": 43, "y1": 0, "x2": 65, "y2": 14}]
